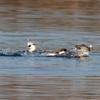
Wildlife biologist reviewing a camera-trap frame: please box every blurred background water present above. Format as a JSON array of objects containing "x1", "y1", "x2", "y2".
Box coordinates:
[{"x1": 0, "y1": 0, "x2": 100, "y2": 100}]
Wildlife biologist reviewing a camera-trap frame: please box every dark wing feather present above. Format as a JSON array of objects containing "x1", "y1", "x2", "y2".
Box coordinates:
[
  {"x1": 75, "y1": 44, "x2": 89, "y2": 51},
  {"x1": 75, "y1": 45, "x2": 82, "y2": 49}
]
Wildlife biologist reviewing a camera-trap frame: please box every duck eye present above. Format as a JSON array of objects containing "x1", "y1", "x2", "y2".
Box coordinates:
[{"x1": 28, "y1": 45, "x2": 31, "y2": 47}]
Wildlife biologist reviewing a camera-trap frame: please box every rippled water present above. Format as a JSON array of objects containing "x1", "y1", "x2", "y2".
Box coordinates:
[{"x1": 0, "y1": 0, "x2": 100, "y2": 100}]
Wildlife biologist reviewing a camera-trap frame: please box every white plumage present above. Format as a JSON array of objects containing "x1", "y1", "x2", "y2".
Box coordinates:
[{"x1": 27, "y1": 39, "x2": 36, "y2": 52}]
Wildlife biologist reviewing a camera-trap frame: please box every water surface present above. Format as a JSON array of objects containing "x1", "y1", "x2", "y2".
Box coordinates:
[{"x1": 0, "y1": 0, "x2": 100, "y2": 100}]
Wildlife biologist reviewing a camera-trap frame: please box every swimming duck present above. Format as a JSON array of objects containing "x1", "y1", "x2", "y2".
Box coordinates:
[
  {"x1": 27, "y1": 39, "x2": 36, "y2": 52},
  {"x1": 58, "y1": 47, "x2": 90, "y2": 57},
  {"x1": 75, "y1": 44, "x2": 93, "y2": 52}
]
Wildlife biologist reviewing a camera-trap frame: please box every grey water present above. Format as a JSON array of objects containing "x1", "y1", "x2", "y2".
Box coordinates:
[{"x1": 0, "y1": 0, "x2": 100, "y2": 100}]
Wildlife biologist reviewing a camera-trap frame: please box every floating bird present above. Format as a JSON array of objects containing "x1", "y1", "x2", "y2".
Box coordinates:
[
  {"x1": 27, "y1": 39, "x2": 36, "y2": 52},
  {"x1": 58, "y1": 47, "x2": 90, "y2": 57},
  {"x1": 75, "y1": 44, "x2": 93, "y2": 52}
]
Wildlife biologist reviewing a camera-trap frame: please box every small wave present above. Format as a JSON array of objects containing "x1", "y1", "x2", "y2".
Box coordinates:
[
  {"x1": 0, "y1": 49, "x2": 48, "y2": 57},
  {"x1": 0, "y1": 49, "x2": 23, "y2": 56}
]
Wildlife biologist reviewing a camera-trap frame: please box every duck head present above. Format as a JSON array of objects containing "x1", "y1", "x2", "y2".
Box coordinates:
[{"x1": 27, "y1": 39, "x2": 36, "y2": 52}]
